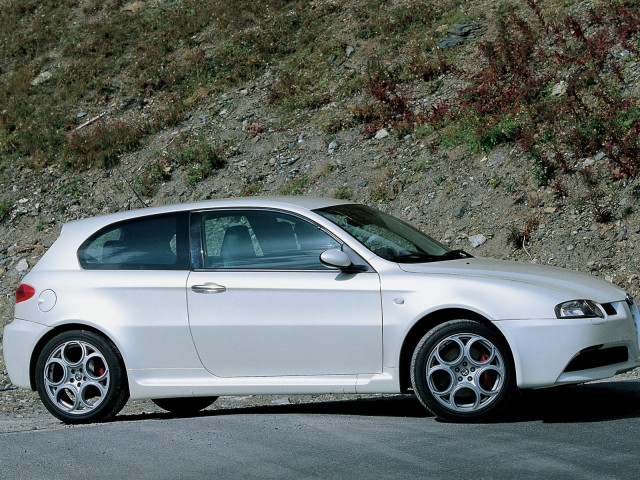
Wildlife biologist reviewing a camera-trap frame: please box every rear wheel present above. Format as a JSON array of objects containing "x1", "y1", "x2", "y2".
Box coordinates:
[
  {"x1": 411, "y1": 320, "x2": 514, "y2": 422},
  {"x1": 152, "y1": 397, "x2": 218, "y2": 416},
  {"x1": 35, "y1": 330, "x2": 129, "y2": 424}
]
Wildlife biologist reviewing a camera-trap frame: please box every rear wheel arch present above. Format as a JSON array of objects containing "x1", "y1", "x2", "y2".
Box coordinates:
[
  {"x1": 398, "y1": 309, "x2": 514, "y2": 393},
  {"x1": 29, "y1": 324, "x2": 128, "y2": 391}
]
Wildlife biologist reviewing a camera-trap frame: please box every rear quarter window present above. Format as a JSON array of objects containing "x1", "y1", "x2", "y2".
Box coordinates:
[{"x1": 77, "y1": 212, "x2": 189, "y2": 270}]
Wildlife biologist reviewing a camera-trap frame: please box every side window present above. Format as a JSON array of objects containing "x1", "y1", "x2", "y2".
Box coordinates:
[
  {"x1": 78, "y1": 213, "x2": 188, "y2": 270},
  {"x1": 199, "y1": 210, "x2": 340, "y2": 270}
]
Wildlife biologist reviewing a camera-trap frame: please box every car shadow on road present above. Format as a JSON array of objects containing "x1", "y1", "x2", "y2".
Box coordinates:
[
  {"x1": 117, "y1": 380, "x2": 640, "y2": 424},
  {"x1": 502, "y1": 380, "x2": 640, "y2": 423},
  {"x1": 118, "y1": 394, "x2": 430, "y2": 423}
]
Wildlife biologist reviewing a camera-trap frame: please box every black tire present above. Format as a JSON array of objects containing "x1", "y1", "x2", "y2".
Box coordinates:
[
  {"x1": 152, "y1": 397, "x2": 218, "y2": 416},
  {"x1": 35, "y1": 330, "x2": 129, "y2": 424},
  {"x1": 410, "y1": 320, "x2": 514, "y2": 422}
]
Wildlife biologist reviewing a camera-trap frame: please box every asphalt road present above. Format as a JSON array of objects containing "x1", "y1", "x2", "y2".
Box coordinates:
[{"x1": 1, "y1": 381, "x2": 639, "y2": 480}]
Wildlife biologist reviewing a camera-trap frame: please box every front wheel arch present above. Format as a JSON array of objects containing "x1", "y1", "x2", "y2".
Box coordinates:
[{"x1": 398, "y1": 309, "x2": 514, "y2": 393}]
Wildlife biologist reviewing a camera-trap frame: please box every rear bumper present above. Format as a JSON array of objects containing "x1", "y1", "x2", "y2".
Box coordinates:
[
  {"x1": 3, "y1": 318, "x2": 51, "y2": 390},
  {"x1": 496, "y1": 300, "x2": 640, "y2": 389}
]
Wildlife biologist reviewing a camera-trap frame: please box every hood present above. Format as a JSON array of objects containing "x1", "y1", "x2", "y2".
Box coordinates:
[{"x1": 399, "y1": 257, "x2": 626, "y2": 303}]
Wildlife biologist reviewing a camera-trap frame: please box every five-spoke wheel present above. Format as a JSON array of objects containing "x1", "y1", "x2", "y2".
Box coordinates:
[
  {"x1": 411, "y1": 320, "x2": 513, "y2": 422},
  {"x1": 36, "y1": 330, "x2": 128, "y2": 424}
]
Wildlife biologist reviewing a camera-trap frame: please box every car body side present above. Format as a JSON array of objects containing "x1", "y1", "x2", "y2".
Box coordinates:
[{"x1": 4, "y1": 198, "x2": 640, "y2": 402}]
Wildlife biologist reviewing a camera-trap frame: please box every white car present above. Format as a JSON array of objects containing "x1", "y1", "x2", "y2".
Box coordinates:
[{"x1": 4, "y1": 197, "x2": 640, "y2": 423}]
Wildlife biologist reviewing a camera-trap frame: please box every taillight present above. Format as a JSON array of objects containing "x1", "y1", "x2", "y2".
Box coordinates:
[{"x1": 15, "y1": 284, "x2": 36, "y2": 303}]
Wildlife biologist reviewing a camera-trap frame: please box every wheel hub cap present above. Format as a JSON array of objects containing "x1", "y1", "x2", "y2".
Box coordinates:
[
  {"x1": 43, "y1": 340, "x2": 110, "y2": 415},
  {"x1": 426, "y1": 333, "x2": 506, "y2": 413}
]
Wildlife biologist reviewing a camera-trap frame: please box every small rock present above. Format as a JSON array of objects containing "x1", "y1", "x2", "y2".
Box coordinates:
[
  {"x1": 15, "y1": 259, "x2": 28, "y2": 272},
  {"x1": 443, "y1": 229, "x2": 456, "y2": 242},
  {"x1": 619, "y1": 198, "x2": 628, "y2": 206},
  {"x1": 471, "y1": 200, "x2": 482, "y2": 207},
  {"x1": 468, "y1": 234, "x2": 487, "y2": 248},
  {"x1": 618, "y1": 226, "x2": 628, "y2": 242},
  {"x1": 453, "y1": 203, "x2": 467, "y2": 218},
  {"x1": 602, "y1": 250, "x2": 612, "y2": 259},
  {"x1": 345, "y1": 45, "x2": 355, "y2": 58},
  {"x1": 30, "y1": 70, "x2": 54, "y2": 87},
  {"x1": 76, "y1": 112, "x2": 87, "y2": 119},
  {"x1": 240, "y1": 89, "x2": 249, "y2": 96},
  {"x1": 567, "y1": 245, "x2": 574, "y2": 251},
  {"x1": 358, "y1": 181, "x2": 367, "y2": 188},
  {"x1": 375, "y1": 129, "x2": 389, "y2": 139},
  {"x1": 551, "y1": 81, "x2": 567, "y2": 97},
  {"x1": 439, "y1": 22, "x2": 485, "y2": 49},
  {"x1": 447, "y1": 22, "x2": 484, "y2": 37},
  {"x1": 580, "y1": 157, "x2": 595, "y2": 168},
  {"x1": 328, "y1": 141, "x2": 338, "y2": 151}
]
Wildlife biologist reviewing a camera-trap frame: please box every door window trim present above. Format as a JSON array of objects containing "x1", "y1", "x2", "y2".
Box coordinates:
[
  {"x1": 188, "y1": 208, "x2": 373, "y2": 272},
  {"x1": 78, "y1": 211, "x2": 190, "y2": 270}
]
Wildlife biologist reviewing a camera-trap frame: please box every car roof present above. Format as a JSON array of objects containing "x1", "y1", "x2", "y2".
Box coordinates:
[{"x1": 62, "y1": 196, "x2": 353, "y2": 236}]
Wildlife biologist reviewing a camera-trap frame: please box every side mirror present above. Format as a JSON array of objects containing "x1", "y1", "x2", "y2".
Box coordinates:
[{"x1": 320, "y1": 249, "x2": 352, "y2": 269}]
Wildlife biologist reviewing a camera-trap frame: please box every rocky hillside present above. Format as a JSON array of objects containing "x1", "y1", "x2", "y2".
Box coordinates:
[{"x1": 1, "y1": 0, "x2": 640, "y2": 374}]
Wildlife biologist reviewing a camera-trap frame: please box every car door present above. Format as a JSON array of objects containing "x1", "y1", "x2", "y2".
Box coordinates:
[{"x1": 186, "y1": 208, "x2": 383, "y2": 377}]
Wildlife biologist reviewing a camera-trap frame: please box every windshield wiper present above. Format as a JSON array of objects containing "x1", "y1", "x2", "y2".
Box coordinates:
[
  {"x1": 442, "y1": 249, "x2": 473, "y2": 260},
  {"x1": 392, "y1": 253, "x2": 438, "y2": 263}
]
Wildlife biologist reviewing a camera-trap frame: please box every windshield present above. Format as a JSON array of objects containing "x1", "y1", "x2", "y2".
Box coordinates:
[{"x1": 315, "y1": 204, "x2": 471, "y2": 263}]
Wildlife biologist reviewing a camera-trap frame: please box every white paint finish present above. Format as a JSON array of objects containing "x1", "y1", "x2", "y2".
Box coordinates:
[
  {"x1": 3, "y1": 319, "x2": 50, "y2": 388},
  {"x1": 187, "y1": 270, "x2": 382, "y2": 377},
  {"x1": 37, "y1": 289, "x2": 57, "y2": 312},
  {"x1": 496, "y1": 314, "x2": 640, "y2": 388},
  {"x1": 400, "y1": 257, "x2": 626, "y2": 303},
  {"x1": 15, "y1": 269, "x2": 202, "y2": 371},
  {"x1": 5, "y1": 197, "x2": 640, "y2": 409},
  {"x1": 127, "y1": 369, "x2": 361, "y2": 399}
]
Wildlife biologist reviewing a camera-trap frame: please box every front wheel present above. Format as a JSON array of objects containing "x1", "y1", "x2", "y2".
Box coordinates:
[
  {"x1": 152, "y1": 397, "x2": 218, "y2": 416},
  {"x1": 35, "y1": 330, "x2": 129, "y2": 424},
  {"x1": 410, "y1": 320, "x2": 514, "y2": 422}
]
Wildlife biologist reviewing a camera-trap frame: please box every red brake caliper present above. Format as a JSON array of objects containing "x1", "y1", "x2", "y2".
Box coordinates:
[
  {"x1": 96, "y1": 364, "x2": 106, "y2": 385},
  {"x1": 478, "y1": 353, "x2": 494, "y2": 390}
]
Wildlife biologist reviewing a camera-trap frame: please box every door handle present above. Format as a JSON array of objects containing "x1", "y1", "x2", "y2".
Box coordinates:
[{"x1": 191, "y1": 283, "x2": 227, "y2": 293}]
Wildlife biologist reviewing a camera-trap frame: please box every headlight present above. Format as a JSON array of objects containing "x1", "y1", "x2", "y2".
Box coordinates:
[{"x1": 555, "y1": 300, "x2": 604, "y2": 319}]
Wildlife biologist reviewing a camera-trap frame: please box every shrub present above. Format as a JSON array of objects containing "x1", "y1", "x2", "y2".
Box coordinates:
[
  {"x1": 0, "y1": 198, "x2": 13, "y2": 221},
  {"x1": 280, "y1": 176, "x2": 308, "y2": 195}
]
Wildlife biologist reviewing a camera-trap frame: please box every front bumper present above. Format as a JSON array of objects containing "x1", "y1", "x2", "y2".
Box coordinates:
[
  {"x1": 3, "y1": 318, "x2": 51, "y2": 390},
  {"x1": 496, "y1": 299, "x2": 640, "y2": 389}
]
